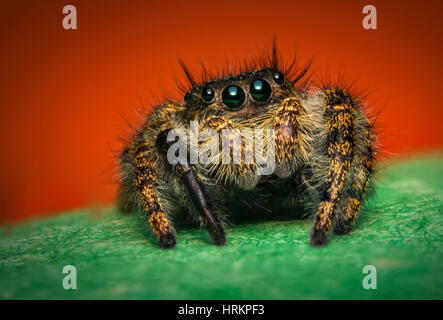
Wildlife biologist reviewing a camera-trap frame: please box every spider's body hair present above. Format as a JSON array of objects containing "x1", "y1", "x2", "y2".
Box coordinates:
[
  {"x1": 118, "y1": 43, "x2": 377, "y2": 248},
  {"x1": 177, "y1": 42, "x2": 311, "y2": 97}
]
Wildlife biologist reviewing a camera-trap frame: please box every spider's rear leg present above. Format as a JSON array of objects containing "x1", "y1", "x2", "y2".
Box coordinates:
[
  {"x1": 157, "y1": 129, "x2": 226, "y2": 246},
  {"x1": 311, "y1": 89, "x2": 357, "y2": 247},
  {"x1": 334, "y1": 124, "x2": 375, "y2": 235}
]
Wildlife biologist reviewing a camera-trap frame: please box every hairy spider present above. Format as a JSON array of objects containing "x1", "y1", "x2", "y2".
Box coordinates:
[{"x1": 118, "y1": 44, "x2": 377, "y2": 248}]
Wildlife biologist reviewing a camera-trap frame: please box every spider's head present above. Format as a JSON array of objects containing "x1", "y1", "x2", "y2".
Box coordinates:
[{"x1": 184, "y1": 68, "x2": 294, "y2": 118}]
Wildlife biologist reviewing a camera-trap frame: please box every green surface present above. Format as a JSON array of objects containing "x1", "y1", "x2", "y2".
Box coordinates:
[{"x1": 0, "y1": 154, "x2": 442, "y2": 299}]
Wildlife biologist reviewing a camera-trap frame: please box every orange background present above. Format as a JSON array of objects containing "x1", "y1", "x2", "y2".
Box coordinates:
[{"x1": 0, "y1": 0, "x2": 442, "y2": 223}]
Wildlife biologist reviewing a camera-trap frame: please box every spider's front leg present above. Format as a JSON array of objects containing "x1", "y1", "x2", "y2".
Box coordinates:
[
  {"x1": 132, "y1": 130, "x2": 226, "y2": 248},
  {"x1": 132, "y1": 141, "x2": 177, "y2": 248},
  {"x1": 311, "y1": 89, "x2": 356, "y2": 247}
]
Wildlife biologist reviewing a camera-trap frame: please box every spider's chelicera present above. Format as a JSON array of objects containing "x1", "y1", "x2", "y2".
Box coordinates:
[{"x1": 118, "y1": 46, "x2": 377, "y2": 249}]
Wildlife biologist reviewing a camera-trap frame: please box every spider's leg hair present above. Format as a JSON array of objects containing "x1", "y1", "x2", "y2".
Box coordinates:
[
  {"x1": 334, "y1": 106, "x2": 377, "y2": 234},
  {"x1": 310, "y1": 88, "x2": 357, "y2": 247},
  {"x1": 133, "y1": 141, "x2": 177, "y2": 248}
]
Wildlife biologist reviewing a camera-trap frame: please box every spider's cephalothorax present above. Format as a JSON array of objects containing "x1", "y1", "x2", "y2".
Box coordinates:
[{"x1": 118, "y1": 47, "x2": 376, "y2": 248}]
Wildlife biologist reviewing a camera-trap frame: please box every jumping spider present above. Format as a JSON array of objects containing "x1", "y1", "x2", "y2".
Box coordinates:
[{"x1": 118, "y1": 46, "x2": 376, "y2": 248}]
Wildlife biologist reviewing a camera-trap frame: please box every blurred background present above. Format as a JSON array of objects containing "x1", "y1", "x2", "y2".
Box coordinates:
[{"x1": 0, "y1": 0, "x2": 442, "y2": 223}]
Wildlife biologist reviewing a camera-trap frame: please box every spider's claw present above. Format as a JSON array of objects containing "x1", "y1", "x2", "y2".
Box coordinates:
[
  {"x1": 159, "y1": 233, "x2": 177, "y2": 249},
  {"x1": 211, "y1": 228, "x2": 226, "y2": 246},
  {"x1": 310, "y1": 229, "x2": 329, "y2": 247},
  {"x1": 334, "y1": 223, "x2": 352, "y2": 235},
  {"x1": 213, "y1": 237, "x2": 226, "y2": 246}
]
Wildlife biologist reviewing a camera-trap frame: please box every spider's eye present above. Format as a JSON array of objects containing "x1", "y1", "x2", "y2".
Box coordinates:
[
  {"x1": 222, "y1": 85, "x2": 245, "y2": 109},
  {"x1": 202, "y1": 87, "x2": 215, "y2": 103},
  {"x1": 273, "y1": 72, "x2": 285, "y2": 85},
  {"x1": 250, "y1": 79, "x2": 271, "y2": 102}
]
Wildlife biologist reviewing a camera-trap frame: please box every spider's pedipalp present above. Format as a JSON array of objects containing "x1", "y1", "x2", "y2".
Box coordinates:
[{"x1": 156, "y1": 127, "x2": 227, "y2": 245}]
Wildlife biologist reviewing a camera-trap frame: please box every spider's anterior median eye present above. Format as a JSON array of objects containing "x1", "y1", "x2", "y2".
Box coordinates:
[
  {"x1": 273, "y1": 72, "x2": 285, "y2": 85},
  {"x1": 250, "y1": 79, "x2": 271, "y2": 102},
  {"x1": 202, "y1": 87, "x2": 215, "y2": 103},
  {"x1": 222, "y1": 85, "x2": 245, "y2": 109}
]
